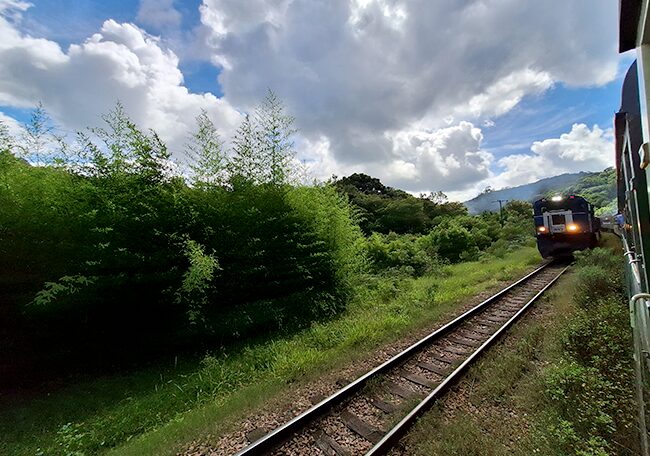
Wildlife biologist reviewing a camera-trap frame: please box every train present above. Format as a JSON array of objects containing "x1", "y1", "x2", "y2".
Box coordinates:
[
  {"x1": 533, "y1": 194, "x2": 599, "y2": 258},
  {"x1": 616, "y1": 2, "x2": 650, "y2": 454}
]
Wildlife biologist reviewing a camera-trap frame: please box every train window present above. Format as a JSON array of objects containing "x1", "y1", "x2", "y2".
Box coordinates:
[{"x1": 552, "y1": 214, "x2": 565, "y2": 225}]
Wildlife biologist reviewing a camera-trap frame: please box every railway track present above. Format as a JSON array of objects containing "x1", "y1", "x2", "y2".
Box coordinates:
[{"x1": 233, "y1": 261, "x2": 569, "y2": 456}]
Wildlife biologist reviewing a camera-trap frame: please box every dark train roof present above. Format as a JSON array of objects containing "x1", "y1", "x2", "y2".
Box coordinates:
[{"x1": 620, "y1": 0, "x2": 642, "y2": 52}]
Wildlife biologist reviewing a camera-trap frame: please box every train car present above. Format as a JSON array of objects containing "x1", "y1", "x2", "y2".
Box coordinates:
[
  {"x1": 533, "y1": 195, "x2": 599, "y2": 258},
  {"x1": 616, "y1": 2, "x2": 650, "y2": 454}
]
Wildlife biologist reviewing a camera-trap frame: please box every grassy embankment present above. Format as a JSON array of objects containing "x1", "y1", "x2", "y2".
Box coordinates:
[
  {"x1": 0, "y1": 247, "x2": 540, "y2": 456},
  {"x1": 403, "y1": 236, "x2": 639, "y2": 456}
]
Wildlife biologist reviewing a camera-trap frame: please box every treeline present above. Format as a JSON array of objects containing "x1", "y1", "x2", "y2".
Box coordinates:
[
  {"x1": 0, "y1": 95, "x2": 535, "y2": 387},
  {"x1": 563, "y1": 167, "x2": 616, "y2": 209},
  {"x1": 335, "y1": 173, "x2": 534, "y2": 275},
  {"x1": 0, "y1": 93, "x2": 364, "y2": 385}
]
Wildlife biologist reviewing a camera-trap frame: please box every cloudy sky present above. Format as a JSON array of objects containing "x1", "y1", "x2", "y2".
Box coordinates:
[{"x1": 0, "y1": 0, "x2": 632, "y2": 200}]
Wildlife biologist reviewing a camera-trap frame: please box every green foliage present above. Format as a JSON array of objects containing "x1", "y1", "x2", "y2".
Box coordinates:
[
  {"x1": 543, "y1": 360, "x2": 615, "y2": 454},
  {"x1": 563, "y1": 168, "x2": 616, "y2": 209},
  {"x1": 255, "y1": 89, "x2": 297, "y2": 185},
  {"x1": 31, "y1": 275, "x2": 97, "y2": 307},
  {"x1": 334, "y1": 173, "x2": 467, "y2": 234},
  {"x1": 186, "y1": 109, "x2": 227, "y2": 188},
  {"x1": 425, "y1": 220, "x2": 477, "y2": 263},
  {"x1": 0, "y1": 99, "x2": 363, "y2": 387},
  {"x1": 572, "y1": 248, "x2": 623, "y2": 309},
  {"x1": 54, "y1": 422, "x2": 88, "y2": 456},
  {"x1": 363, "y1": 232, "x2": 437, "y2": 276},
  {"x1": 175, "y1": 240, "x2": 220, "y2": 325},
  {"x1": 539, "y1": 246, "x2": 636, "y2": 455}
]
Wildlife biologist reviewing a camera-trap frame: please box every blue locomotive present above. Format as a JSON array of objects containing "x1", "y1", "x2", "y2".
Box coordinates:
[{"x1": 533, "y1": 195, "x2": 599, "y2": 258}]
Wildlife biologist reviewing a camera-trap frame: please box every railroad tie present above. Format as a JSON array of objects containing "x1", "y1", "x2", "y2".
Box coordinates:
[
  {"x1": 444, "y1": 345, "x2": 472, "y2": 356},
  {"x1": 384, "y1": 380, "x2": 424, "y2": 400},
  {"x1": 483, "y1": 315, "x2": 506, "y2": 324},
  {"x1": 499, "y1": 305, "x2": 523, "y2": 312},
  {"x1": 470, "y1": 327, "x2": 494, "y2": 336},
  {"x1": 417, "y1": 361, "x2": 449, "y2": 376},
  {"x1": 428, "y1": 351, "x2": 454, "y2": 364},
  {"x1": 246, "y1": 427, "x2": 270, "y2": 443},
  {"x1": 400, "y1": 370, "x2": 437, "y2": 388},
  {"x1": 310, "y1": 393, "x2": 327, "y2": 405},
  {"x1": 336, "y1": 377, "x2": 352, "y2": 388},
  {"x1": 493, "y1": 311, "x2": 513, "y2": 318},
  {"x1": 315, "y1": 430, "x2": 351, "y2": 456},
  {"x1": 448, "y1": 336, "x2": 482, "y2": 348},
  {"x1": 371, "y1": 397, "x2": 399, "y2": 413},
  {"x1": 340, "y1": 410, "x2": 384, "y2": 444},
  {"x1": 456, "y1": 331, "x2": 484, "y2": 342}
]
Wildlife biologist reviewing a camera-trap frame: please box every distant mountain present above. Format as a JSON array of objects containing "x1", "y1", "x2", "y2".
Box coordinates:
[{"x1": 463, "y1": 172, "x2": 590, "y2": 214}]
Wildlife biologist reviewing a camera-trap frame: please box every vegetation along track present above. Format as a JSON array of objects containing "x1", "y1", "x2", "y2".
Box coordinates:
[{"x1": 233, "y1": 261, "x2": 569, "y2": 456}]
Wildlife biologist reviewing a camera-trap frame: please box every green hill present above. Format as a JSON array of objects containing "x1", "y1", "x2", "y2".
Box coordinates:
[{"x1": 464, "y1": 168, "x2": 616, "y2": 215}]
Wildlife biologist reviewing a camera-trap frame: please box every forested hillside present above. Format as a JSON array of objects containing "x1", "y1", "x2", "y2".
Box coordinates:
[
  {"x1": 464, "y1": 168, "x2": 616, "y2": 215},
  {"x1": 563, "y1": 167, "x2": 617, "y2": 214}
]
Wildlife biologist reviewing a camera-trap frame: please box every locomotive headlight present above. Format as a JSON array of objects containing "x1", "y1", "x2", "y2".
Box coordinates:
[
  {"x1": 537, "y1": 226, "x2": 547, "y2": 233},
  {"x1": 567, "y1": 223, "x2": 579, "y2": 232},
  {"x1": 551, "y1": 195, "x2": 563, "y2": 202}
]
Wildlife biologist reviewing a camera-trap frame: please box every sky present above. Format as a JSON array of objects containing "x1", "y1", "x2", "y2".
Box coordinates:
[{"x1": 0, "y1": 0, "x2": 634, "y2": 201}]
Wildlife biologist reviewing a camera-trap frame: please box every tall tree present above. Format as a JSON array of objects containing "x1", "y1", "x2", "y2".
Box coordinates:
[
  {"x1": 186, "y1": 109, "x2": 226, "y2": 188},
  {"x1": 255, "y1": 89, "x2": 297, "y2": 185},
  {"x1": 229, "y1": 114, "x2": 263, "y2": 184},
  {"x1": 19, "y1": 102, "x2": 53, "y2": 164},
  {"x1": 90, "y1": 101, "x2": 172, "y2": 184}
]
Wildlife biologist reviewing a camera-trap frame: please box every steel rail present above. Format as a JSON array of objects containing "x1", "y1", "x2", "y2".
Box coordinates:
[
  {"x1": 233, "y1": 261, "x2": 554, "y2": 456},
  {"x1": 365, "y1": 264, "x2": 570, "y2": 455}
]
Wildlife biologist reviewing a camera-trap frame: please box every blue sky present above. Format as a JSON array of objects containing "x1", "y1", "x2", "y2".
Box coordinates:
[
  {"x1": 0, "y1": 0, "x2": 626, "y2": 200},
  {"x1": 483, "y1": 76, "x2": 626, "y2": 160}
]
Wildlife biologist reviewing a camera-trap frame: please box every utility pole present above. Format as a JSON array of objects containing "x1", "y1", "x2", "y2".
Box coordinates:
[{"x1": 493, "y1": 199, "x2": 508, "y2": 226}]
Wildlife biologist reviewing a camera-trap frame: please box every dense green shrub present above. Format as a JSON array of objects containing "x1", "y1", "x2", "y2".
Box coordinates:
[
  {"x1": 543, "y1": 361, "x2": 613, "y2": 455},
  {"x1": 363, "y1": 232, "x2": 437, "y2": 276},
  {"x1": 0, "y1": 99, "x2": 365, "y2": 385},
  {"x1": 573, "y1": 249, "x2": 623, "y2": 309},
  {"x1": 423, "y1": 220, "x2": 477, "y2": 263}
]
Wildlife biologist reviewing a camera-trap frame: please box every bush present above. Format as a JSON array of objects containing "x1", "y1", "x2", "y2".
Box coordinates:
[
  {"x1": 363, "y1": 232, "x2": 436, "y2": 277},
  {"x1": 424, "y1": 220, "x2": 476, "y2": 263},
  {"x1": 540, "y1": 245, "x2": 636, "y2": 455},
  {"x1": 543, "y1": 361, "x2": 613, "y2": 455},
  {"x1": 572, "y1": 248, "x2": 623, "y2": 309},
  {"x1": 0, "y1": 104, "x2": 366, "y2": 385}
]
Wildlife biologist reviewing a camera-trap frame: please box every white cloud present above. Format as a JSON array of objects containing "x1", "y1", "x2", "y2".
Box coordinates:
[
  {"x1": 0, "y1": 8, "x2": 242, "y2": 156},
  {"x1": 191, "y1": 0, "x2": 619, "y2": 193},
  {"x1": 495, "y1": 123, "x2": 614, "y2": 188},
  {"x1": 440, "y1": 123, "x2": 614, "y2": 202},
  {"x1": 0, "y1": 0, "x2": 620, "y2": 195},
  {"x1": 0, "y1": 0, "x2": 31, "y2": 16},
  {"x1": 0, "y1": 111, "x2": 22, "y2": 137},
  {"x1": 137, "y1": 0, "x2": 182, "y2": 30},
  {"x1": 383, "y1": 122, "x2": 493, "y2": 192},
  {"x1": 462, "y1": 69, "x2": 554, "y2": 118}
]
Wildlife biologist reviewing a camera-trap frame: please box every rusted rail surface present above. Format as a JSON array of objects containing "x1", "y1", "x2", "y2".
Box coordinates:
[{"x1": 234, "y1": 261, "x2": 569, "y2": 456}]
